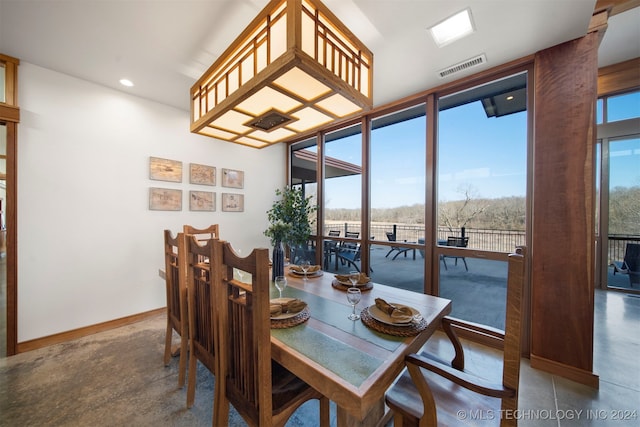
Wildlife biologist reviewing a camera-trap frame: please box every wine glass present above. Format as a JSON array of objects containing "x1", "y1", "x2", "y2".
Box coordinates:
[
  {"x1": 346, "y1": 287, "x2": 361, "y2": 320},
  {"x1": 274, "y1": 275, "x2": 287, "y2": 299},
  {"x1": 348, "y1": 270, "x2": 360, "y2": 287},
  {"x1": 301, "y1": 259, "x2": 311, "y2": 281}
]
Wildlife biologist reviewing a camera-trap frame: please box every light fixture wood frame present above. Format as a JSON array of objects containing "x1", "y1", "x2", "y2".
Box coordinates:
[{"x1": 190, "y1": 0, "x2": 373, "y2": 148}]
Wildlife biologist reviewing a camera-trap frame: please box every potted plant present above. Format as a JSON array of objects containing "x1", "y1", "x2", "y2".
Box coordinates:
[{"x1": 264, "y1": 186, "x2": 317, "y2": 279}]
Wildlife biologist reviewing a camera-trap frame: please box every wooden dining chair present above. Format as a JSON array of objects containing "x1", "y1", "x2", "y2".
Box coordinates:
[
  {"x1": 184, "y1": 234, "x2": 218, "y2": 409},
  {"x1": 183, "y1": 224, "x2": 219, "y2": 241},
  {"x1": 163, "y1": 230, "x2": 189, "y2": 388},
  {"x1": 385, "y1": 246, "x2": 526, "y2": 427},
  {"x1": 211, "y1": 240, "x2": 330, "y2": 427}
]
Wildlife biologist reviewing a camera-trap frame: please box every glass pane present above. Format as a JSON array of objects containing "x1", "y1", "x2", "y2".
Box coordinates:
[
  {"x1": 369, "y1": 105, "x2": 426, "y2": 289},
  {"x1": 439, "y1": 258, "x2": 508, "y2": 329},
  {"x1": 596, "y1": 98, "x2": 603, "y2": 124},
  {"x1": 0, "y1": 123, "x2": 5, "y2": 358},
  {"x1": 607, "y1": 135, "x2": 640, "y2": 290},
  {"x1": 607, "y1": 91, "x2": 640, "y2": 123},
  {"x1": 436, "y1": 72, "x2": 528, "y2": 329},
  {"x1": 437, "y1": 73, "x2": 527, "y2": 252},
  {"x1": 291, "y1": 136, "x2": 318, "y2": 235},
  {"x1": 0, "y1": 64, "x2": 5, "y2": 103},
  {"x1": 324, "y1": 124, "x2": 362, "y2": 239},
  {"x1": 370, "y1": 243, "x2": 424, "y2": 292}
]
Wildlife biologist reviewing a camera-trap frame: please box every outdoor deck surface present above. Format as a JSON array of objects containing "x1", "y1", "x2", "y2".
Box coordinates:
[{"x1": 322, "y1": 245, "x2": 637, "y2": 330}]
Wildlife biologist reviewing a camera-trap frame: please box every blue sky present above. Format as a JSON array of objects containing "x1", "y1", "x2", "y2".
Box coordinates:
[
  {"x1": 317, "y1": 90, "x2": 640, "y2": 210},
  {"x1": 324, "y1": 100, "x2": 528, "y2": 209}
]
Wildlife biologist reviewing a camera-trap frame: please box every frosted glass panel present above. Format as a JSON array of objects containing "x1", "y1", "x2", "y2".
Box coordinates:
[{"x1": 0, "y1": 64, "x2": 5, "y2": 103}]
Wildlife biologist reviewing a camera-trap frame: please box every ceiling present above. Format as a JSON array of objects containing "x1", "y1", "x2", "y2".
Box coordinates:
[{"x1": 1, "y1": 0, "x2": 638, "y2": 113}]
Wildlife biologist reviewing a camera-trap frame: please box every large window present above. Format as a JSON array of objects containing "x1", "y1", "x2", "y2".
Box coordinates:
[
  {"x1": 288, "y1": 68, "x2": 531, "y2": 333},
  {"x1": 323, "y1": 124, "x2": 363, "y2": 239},
  {"x1": 369, "y1": 106, "x2": 426, "y2": 291},
  {"x1": 436, "y1": 73, "x2": 528, "y2": 328},
  {"x1": 596, "y1": 88, "x2": 640, "y2": 292}
]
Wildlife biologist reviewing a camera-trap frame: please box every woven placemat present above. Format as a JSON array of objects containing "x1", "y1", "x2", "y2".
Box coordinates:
[
  {"x1": 360, "y1": 306, "x2": 427, "y2": 337},
  {"x1": 270, "y1": 307, "x2": 310, "y2": 329},
  {"x1": 288, "y1": 270, "x2": 323, "y2": 279},
  {"x1": 331, "y1": 279, "x2": 373, "y2": 292}
]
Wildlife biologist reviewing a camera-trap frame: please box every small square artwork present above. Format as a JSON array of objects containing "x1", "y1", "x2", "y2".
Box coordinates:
[
  {"x1": 149, "y1": 188, "x2": 182, "y2": 211},
  {"x1": 190, "y1": 191, "x2": 215, "y2": 211},
  {"x1": 190, "y1": 163, "x2": 216, "y2": 186},
  {"x1": 221, "y1": 193, "x2": 244, "y2": 212},
  {"x1": 149, "y1": 157, "x2": 182, "y2": 182},
  {"x1": 221, "y1": 168, "x2": 244, "y2": 189}
]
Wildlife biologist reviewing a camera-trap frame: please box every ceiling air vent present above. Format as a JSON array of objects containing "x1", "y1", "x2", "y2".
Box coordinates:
[{"x1": 438, "y1": 54, "x2": 487, "y2": 79}]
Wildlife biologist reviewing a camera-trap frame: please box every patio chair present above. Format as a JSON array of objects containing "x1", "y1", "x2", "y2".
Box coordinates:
[
  {"x1": 611, "y1": 243, "x2": 640, "y2": 287},
  {"x1": 323, "y1": 230, "x2": 340, "y2": 269},
  {"x1": 163, "y1": 230, "x2": 188, "y2": 388},
  {"x1": 336, "y1": 242, "x2": 372, "y2": 273},
  {"x1": 385, "y1": 246, "x2": 526, "y2": 427},
  {"x1": 385, "y1": 231, "x2": 415, "y2": 260},
  {"x1": 212, "y1": 241, "x2": 330, "y2": 427},
  {"x1": 441, "y1": 236, "x2": 469, "y2": 271}
]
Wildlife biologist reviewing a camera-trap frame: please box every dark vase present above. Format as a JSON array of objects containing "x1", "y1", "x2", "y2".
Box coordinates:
[{"x1": 272, "y1": 240, "x2": 285, "y2": 280}]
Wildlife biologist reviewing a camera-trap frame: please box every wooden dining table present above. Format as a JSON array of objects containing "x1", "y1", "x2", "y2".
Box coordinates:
[{"x1": 270, "y1": 268, "x2": 452, "y2": 427}]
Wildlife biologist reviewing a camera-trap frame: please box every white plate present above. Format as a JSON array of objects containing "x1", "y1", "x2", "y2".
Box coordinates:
[
  {"x1": 289, "y1": 269, "x2": 323, "y2": 277},
  {"x1": 334, "y1": 276, "x2": 371, "y2": 287},
  {"x1": 368, "y1": 304, "x2": 420, "y2": 327},
  {"x1": 270, "y1": 298, "x2": 305, "y2": 320}
]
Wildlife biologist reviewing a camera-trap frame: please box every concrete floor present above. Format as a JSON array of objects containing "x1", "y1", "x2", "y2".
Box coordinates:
[{"x1": 0, "y1": 289, "x2": 638, "y2": 426}]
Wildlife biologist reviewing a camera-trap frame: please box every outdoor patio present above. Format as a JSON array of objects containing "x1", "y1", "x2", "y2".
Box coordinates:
[{"x1": 319, "y1": 244, "x2": 637, "y2": 331}]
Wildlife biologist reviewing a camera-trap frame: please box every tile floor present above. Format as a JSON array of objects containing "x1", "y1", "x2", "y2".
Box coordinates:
[{"x1": 0, "y1": 289, "x2": 638, "y2": 426}]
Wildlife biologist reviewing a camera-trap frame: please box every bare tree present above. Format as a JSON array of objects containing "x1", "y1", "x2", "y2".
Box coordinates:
[{"x1": 438, "y1": 184, "x2": 490, "y2": 232}]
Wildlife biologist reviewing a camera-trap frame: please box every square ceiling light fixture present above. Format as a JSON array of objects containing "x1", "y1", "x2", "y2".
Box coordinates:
[
  {"x1": 429, "y1": 8, "x2": 475, "y2": 48},
  {"x1": 190, "y1": 0, "x2": 373, "y2": 148}
]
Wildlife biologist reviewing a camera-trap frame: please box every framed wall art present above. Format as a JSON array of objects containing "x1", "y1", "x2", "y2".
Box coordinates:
[
  {"x1": 149, "y1": 188, "x2": 182, "y2": 211},
  {"x1": 189, "y1": 163, "x2": 216, "y2": 186},
  {"x1": 189, "y1": 191, "x2": 215, "y2": 211},
  {"x1": 221, "y1": 168, "x2": 244, "y2": 189},
  {"x1": 149, "y1": 157, "x2": 182, "y2": 182},
  {"x1": 221, "y1": 193, "x2": 244, "y2": 212}
]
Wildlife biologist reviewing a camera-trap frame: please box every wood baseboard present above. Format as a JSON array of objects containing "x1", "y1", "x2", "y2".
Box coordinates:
[
  {"x1": 16, "y1": 308, "x2": 165, "y2": 354},
  {"x1": 530, "y1": 353, "x2": 600, "y2": 389}
]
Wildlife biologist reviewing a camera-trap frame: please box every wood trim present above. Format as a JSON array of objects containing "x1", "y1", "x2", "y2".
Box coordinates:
[
  {"x1": 595, "y1": 0, "x2": 640, "y2": 16},
  {"x1": 598, "y1": 57, "x2": 640, "y2": 96},
  {"x1": 0, "y1": 104, "x2": 20, "y2": 123},
  {"x1": 5, "y1": 121, "x2": 17, "y2": 356},
  {"x1": 530, "y1": 354, "x2": 600, "y2": 388},
  {"x1": 16, "y1": 308, "x2": 165, "y2": 354}
]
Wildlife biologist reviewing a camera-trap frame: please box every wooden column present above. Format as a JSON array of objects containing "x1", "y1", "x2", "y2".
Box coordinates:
[{"x1": 530, "y1": 33, "x2": 599, "y2": 388}]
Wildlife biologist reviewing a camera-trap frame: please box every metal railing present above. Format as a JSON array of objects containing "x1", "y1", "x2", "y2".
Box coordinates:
[
  {"x1": 324, "y1": 222, "x2": 526, "y2": 253},
  {"x1": 607, "y1": 235, "x2": 640, "y2": 264}
]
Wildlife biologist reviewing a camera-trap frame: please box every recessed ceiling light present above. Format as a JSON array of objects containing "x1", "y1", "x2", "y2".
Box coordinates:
[
  {"x1": 119, "y1": 78, "x2": 134, "y2": 87},
  {"x1": 429, "y1": 8, "x2": 475, "y2": 48}
]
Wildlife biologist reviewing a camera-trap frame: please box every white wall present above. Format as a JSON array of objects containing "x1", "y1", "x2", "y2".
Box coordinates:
[{"x1": 17, "y1": 62, "x2": 285, "y2": 342}]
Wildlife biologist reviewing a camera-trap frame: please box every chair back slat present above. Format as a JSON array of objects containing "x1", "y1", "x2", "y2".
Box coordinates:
[{"x1": 184, "y1": 234, "x2": 218, "y2": 408}]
